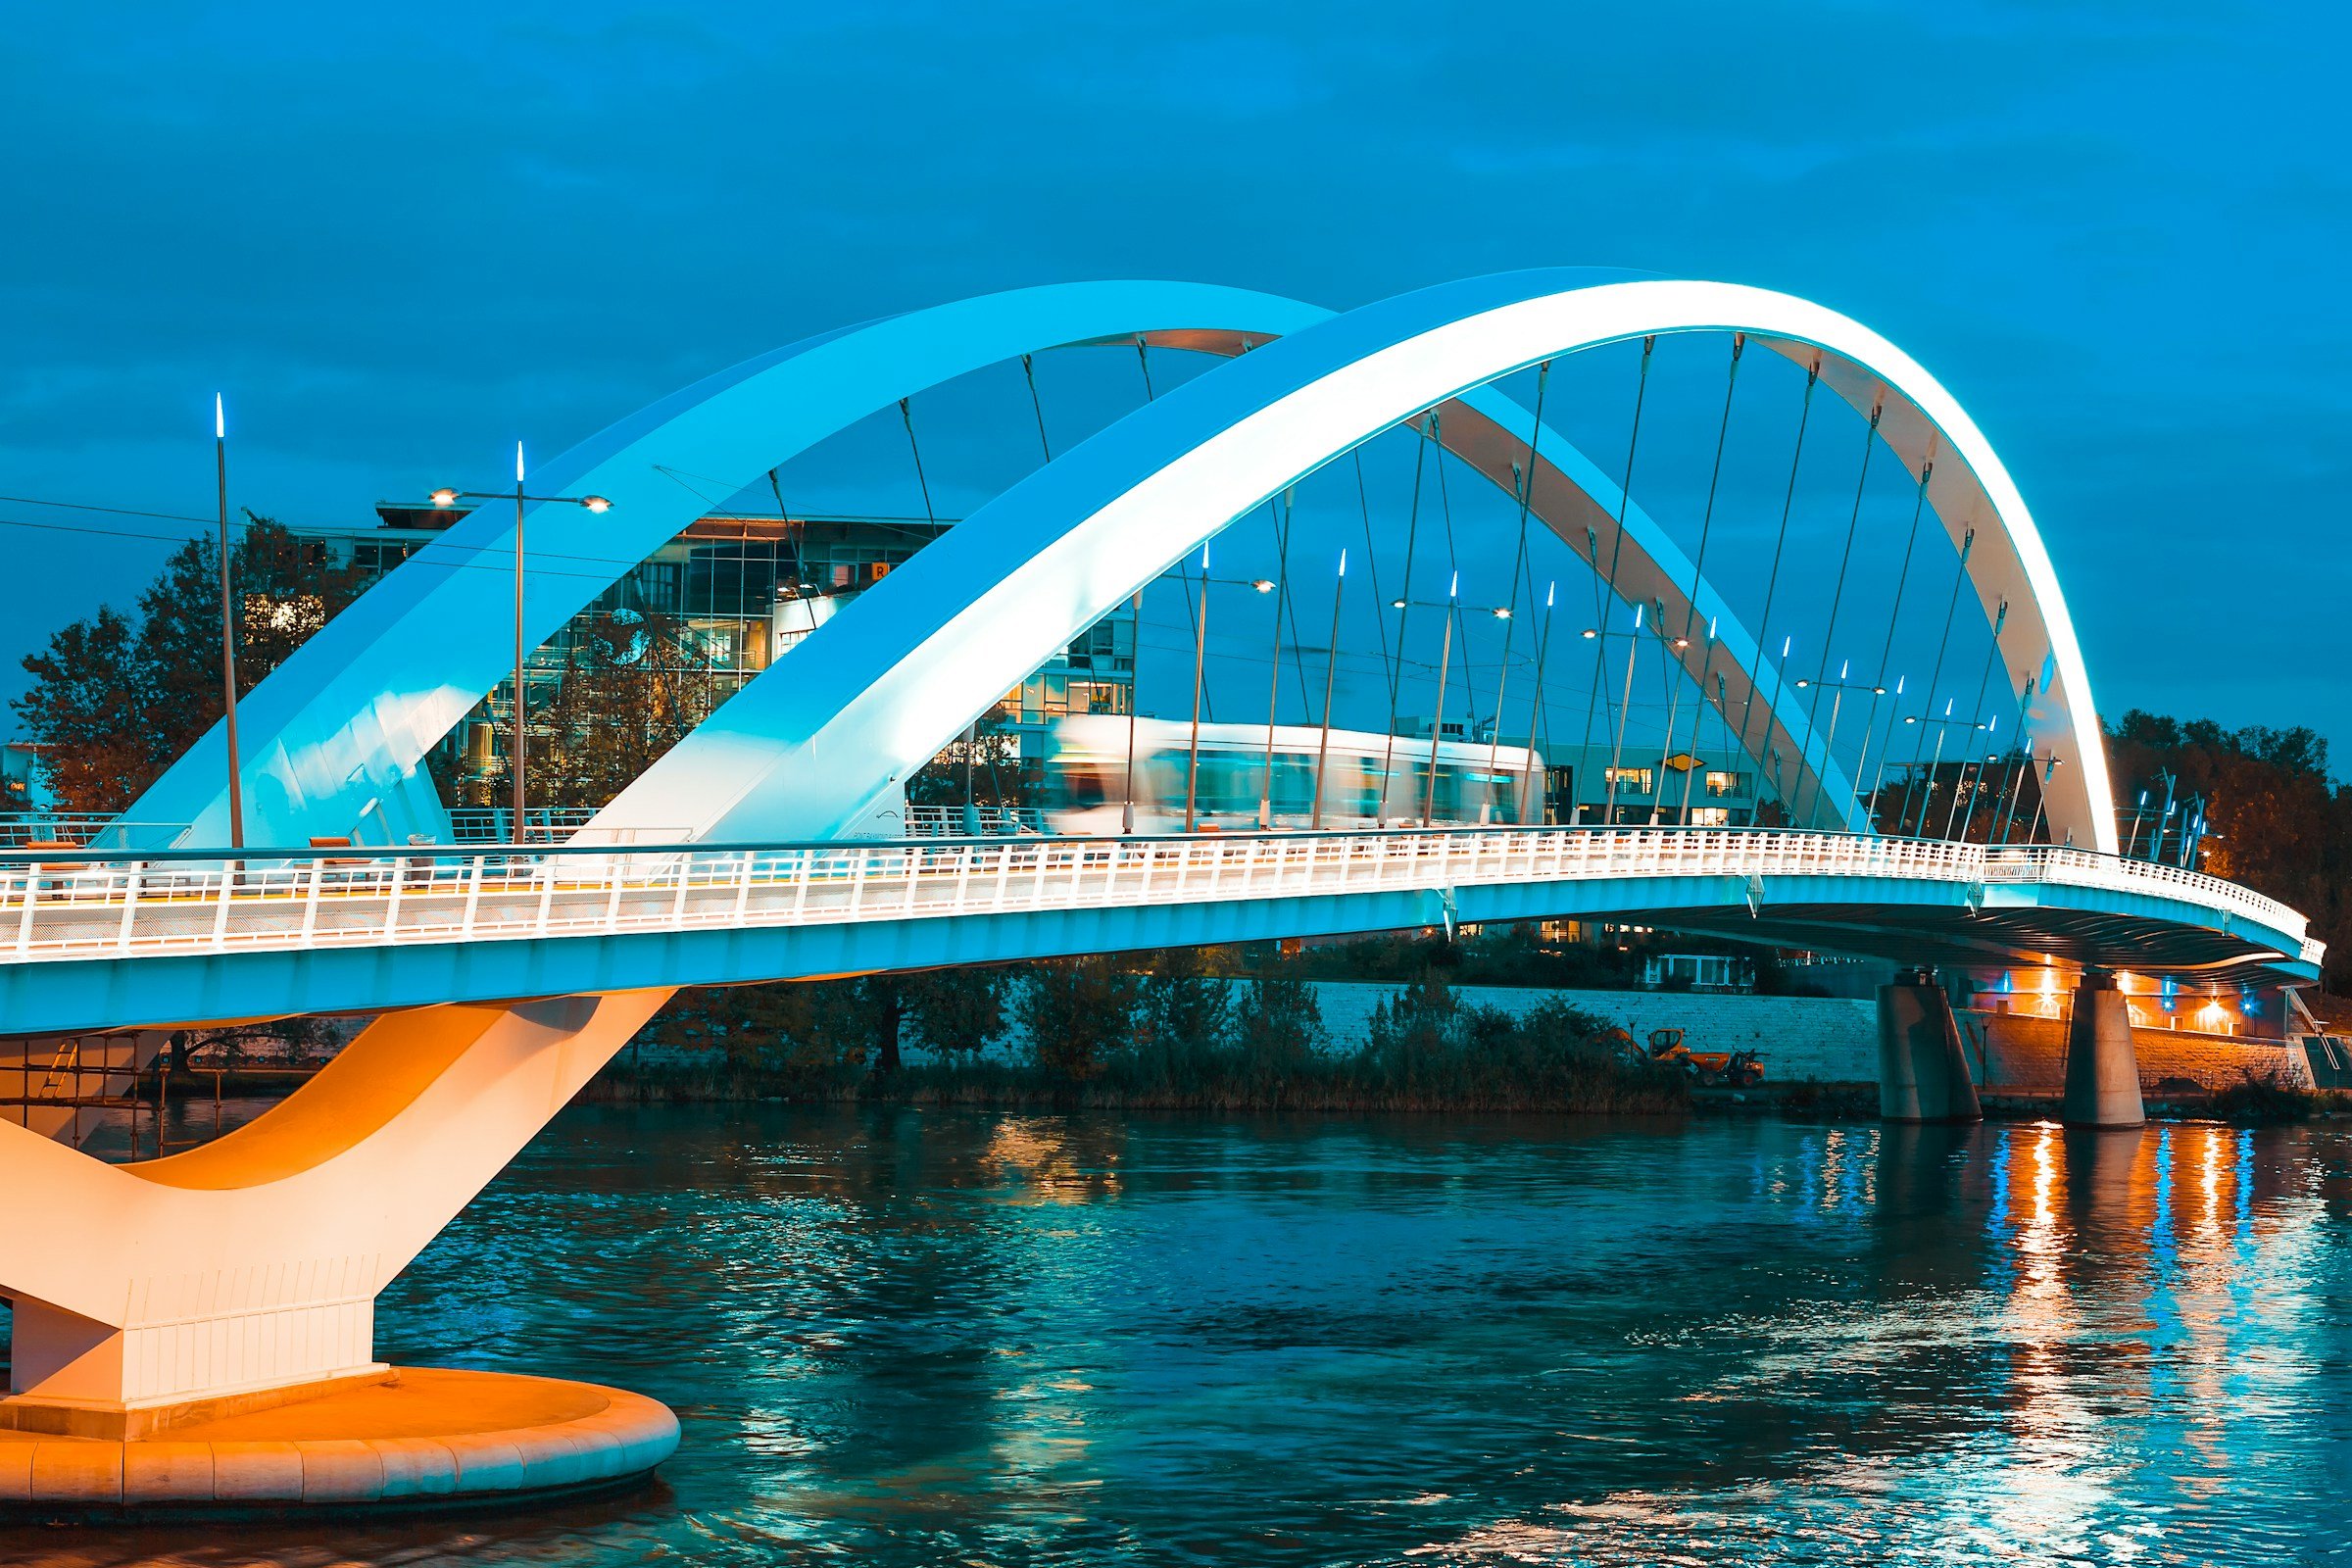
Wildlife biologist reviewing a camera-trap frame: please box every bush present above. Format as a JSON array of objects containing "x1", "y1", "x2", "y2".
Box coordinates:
[{"x1": 1018, "y1": 957, "x2": 1143, "y2": 1084}]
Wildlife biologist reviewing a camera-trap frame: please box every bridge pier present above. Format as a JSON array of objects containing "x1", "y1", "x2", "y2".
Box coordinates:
[
  {"x1": 1876, "y1": 969, "x2": 1983, "y2": 1123},
  {"x1": 2062, "y1": 971, "x2": 2144, "y2": 1128},
  {"x1": 0, "y1": 991, "x2": 681, "y2": 1507}
]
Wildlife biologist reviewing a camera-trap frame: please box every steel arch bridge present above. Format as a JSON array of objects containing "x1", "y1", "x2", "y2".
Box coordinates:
[
  {"x1": 127, "y1": 269, "x2": 2104, "y2": 857},
  {"x1": 0, "y1": 271, "x2": 2321, "y2": 1454}
]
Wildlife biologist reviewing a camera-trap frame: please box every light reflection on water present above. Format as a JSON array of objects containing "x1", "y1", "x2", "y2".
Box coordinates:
[{"x1": 9, "y1": 1108, "x2": 2351, "y2": 1566}]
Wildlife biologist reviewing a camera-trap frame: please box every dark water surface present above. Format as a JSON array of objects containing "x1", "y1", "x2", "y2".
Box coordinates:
[{"x1": 13, "y1": 1107, "x2": 2352, "y2": 1566}]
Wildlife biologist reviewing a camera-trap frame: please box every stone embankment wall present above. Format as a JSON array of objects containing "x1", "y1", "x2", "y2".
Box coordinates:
[{"x1": 1961, "y1": 1011, "x2": 2312, "y2": 1095}]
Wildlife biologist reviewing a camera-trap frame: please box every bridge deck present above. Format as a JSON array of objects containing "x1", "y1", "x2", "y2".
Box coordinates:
[{"x1": 0, "y1": 828, "x2": 2319, "y2": 1037}]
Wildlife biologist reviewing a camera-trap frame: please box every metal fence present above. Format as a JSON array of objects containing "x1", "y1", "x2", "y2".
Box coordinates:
[{"x1": 0, "y1": 826, "x2": 2317, "y2": 969}]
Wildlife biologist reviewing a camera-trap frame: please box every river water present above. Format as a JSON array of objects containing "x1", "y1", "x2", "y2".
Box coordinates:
[{"x1": 14, "y1": 1106, "x2": 2352, "y2": 1566}]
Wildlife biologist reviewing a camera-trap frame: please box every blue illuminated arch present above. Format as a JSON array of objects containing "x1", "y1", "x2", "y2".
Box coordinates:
[{"x1": 588, "y1": 270, "x2": 2111, "y2": 851}]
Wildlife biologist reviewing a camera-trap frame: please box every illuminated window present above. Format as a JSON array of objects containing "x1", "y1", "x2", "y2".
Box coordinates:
[
  {"x1": 1604, "y1": 766, "x2": 1653, "y2": 794},
  {"x1": 1704, "y1": 770, "x2": 1749, "y2": 797}
]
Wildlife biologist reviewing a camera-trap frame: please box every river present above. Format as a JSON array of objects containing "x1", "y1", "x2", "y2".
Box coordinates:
[{"x1": 12, "y1": 1105, "x2": 2350, "y2": 1565}]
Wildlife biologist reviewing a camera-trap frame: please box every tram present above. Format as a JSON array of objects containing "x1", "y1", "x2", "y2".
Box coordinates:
[{"x1": 1040, "y1": 714, "x2": 1544, "y2": 835}]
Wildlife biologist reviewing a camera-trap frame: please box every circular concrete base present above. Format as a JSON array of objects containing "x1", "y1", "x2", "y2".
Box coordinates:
[{"x1": 0, "y1": 1367, "x2": 679, "y2": 1510}]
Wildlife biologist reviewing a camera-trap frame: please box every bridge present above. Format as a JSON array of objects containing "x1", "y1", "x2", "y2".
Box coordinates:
[{"x1": 0, "y1": 269, "x2": 2323, "y2": 1505}]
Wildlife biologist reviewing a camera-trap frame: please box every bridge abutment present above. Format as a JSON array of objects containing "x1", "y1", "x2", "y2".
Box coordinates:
[
  {"x1": 2062, "y1": 972, "x2": 2144, "y2": 1128},
  {"x1": 1876, "y1": 970, "x2": 1983, "y2": 1123}
]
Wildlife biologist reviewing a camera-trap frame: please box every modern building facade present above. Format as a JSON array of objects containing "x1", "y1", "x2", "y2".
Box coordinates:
[{"x1": 292, "y1": 505, "x2": 1135, "y2": 804}]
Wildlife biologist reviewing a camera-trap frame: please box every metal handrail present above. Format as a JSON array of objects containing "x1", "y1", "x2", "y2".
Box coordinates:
[{"x1": 0, "y1": 825, "x2": 2315, "y2": 969}]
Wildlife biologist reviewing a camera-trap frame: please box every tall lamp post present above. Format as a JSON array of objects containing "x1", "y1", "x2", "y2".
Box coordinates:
[
  {"x1": 215, "y1": 395, "x2": 244, "y2": 850},
  {"x1": 1386, "y1": 576, "x2": 1512, "y2": 828},
  {"x1": 429, "y1": 448, "x2": 612, "y2": 843}
]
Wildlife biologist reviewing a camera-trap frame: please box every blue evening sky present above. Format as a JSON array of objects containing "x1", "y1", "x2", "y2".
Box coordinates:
[{"x1": 2, "y1": 3, "x2": 2345, "y2": 759}]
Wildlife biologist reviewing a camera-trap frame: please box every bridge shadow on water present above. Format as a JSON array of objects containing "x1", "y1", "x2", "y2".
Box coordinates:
[{"x1": 6, "y1": 1105, "x2": 2348, "y2": 1566}]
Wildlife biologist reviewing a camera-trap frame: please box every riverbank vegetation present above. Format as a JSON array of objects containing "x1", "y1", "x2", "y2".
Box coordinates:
[{"x1": 595, "y1": 958, "x2": 1690, "y2": 1113}]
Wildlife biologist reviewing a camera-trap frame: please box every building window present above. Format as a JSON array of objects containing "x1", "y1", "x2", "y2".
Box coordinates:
[
  {"x1": 1704, "y1": 769, "x2": 1749, "y2": 797},
  {"x1": 1689, "y1": 807, "x2": 1731, "y2": 827},
  {"x1": 1642, "y1": 953, "x2": 1751, "y2": 992},
  {"x1": 1604, "y1": 766, "x2": 1653, "y2": 795}
]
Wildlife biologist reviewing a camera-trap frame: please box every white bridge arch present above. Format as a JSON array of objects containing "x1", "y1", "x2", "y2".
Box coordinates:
[{"x1": 584, "y1": 270, "x2": 2114, "y2": 854}]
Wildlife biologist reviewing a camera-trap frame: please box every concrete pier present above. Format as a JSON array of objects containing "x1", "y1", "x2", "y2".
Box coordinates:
[
  {"x1": 1876, "y1": 970, "x2": 1983, "y2": 1123},
  {"x1": 2062, "y1": 972, "x2": 2145, "y2": 1128},
  {"x1": 0, "y1": 1368, "x2": 676, "y2": 1510}
]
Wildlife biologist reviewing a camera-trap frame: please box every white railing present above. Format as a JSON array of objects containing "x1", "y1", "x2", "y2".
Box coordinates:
[
  {"x1": 0, "y1": 815, "x2": 189, "y2": 851},
  {"x1": 0, "y1": 827, "x2": 2314, "y2": 970},
  {"x1": 1980, "y1": 845, "x2": 2309, "y2": 942},
  {"x1": 904, "y1": 805, "x2": 1050, "y2": 837},
  {"x1": 444, "y1": 807, "x2": 604, "y2": 844}
]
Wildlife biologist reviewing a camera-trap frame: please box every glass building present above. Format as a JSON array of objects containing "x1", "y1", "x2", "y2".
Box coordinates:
[{"x1": 293, "y1": 505, "x2": 1134, "y2": 803}]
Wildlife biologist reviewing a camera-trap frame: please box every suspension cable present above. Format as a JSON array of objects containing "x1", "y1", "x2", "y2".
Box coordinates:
[
  {"x1": 1990, "y1": 669, "x2": 2039, "y2": 843},
  {"x1": 1788, "y1": 398, "x2": 1882, "y2": 827},
  {"x1": 1855, "y1": 455, "x2": 1935, "y2": 827},
  {"x1": 1020, "y1": 354, "x2": 1053, "y2": 462},
  {"x1": 1979, "y1": 668, "x2": 2035, "y2": 843},
  {"x1": 1941, "y1": 624, "x2": 2008, "y2": 841},
  {"x1": 1898, "y1": 530, "x2": 1978, "y2": 835},
  {"x1": 1582, "y1": 337, "x2": 1655, "y2": 822},
  {"x1": 1378, "y1": 414, "x2": 1434, "y2": 821},
  {"x1": 1667, "y1": 334, "x2": 1744, "y2": 824},
  {"x1": 1428, "y1": 410, "x2": 1480, "y2": 740},
  {"x1": 899, "y1": 398, "x2": 937, "y2": 525},
  {"x1": 1274, "y1": 492, "x2": 1314, "y2": 721},
  {"x1": 1515, "y1": 579, "x2": 1558, "y2": 823},
  {"x1": 1486, "y1": 362, "x2": 1550, "y2": 787},
  {"x1": 1352, "y1": 450, "x2": 1392, "y2": 674},
  {"x1": 1135, "y1": 341, "x2": 1210, "y2": 724},
  {"x1": 1571, "y1": 338, "x2": 1665, "y2": 822},
  {"x1": 903, "y1": 398, "x2": 976, "y2": 813},
  {"x1": 1735, "y1": 358, "x2": 1821, "y2": 762}
]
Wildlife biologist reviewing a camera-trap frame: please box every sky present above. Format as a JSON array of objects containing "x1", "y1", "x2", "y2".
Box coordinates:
[{"x1": 3, "y1": 2, "x2": 2346, "y2": 767}]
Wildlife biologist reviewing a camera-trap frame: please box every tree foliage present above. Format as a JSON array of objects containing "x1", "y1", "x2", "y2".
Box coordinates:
[
  {"x1": 528, "y1": 607, "x2": 726, "y2": 809},
  {"x1": 13, "y1": 517, "x2": 365, "y2": 810},
  {"x1": 1016, "y1": 956, "x2": 1143, "y2": 1083},
  {"x1": 2106, "y1": 710, "x2": 2350, "y2": 991}
]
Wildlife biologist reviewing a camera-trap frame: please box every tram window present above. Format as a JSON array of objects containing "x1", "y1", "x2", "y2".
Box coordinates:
[
  {"x1": 1273, "y1": 755, "x2": 1316, "y2": 813},
  {"x1": 1057, "y1": 762, "x2": 1109, "y2": 808}
]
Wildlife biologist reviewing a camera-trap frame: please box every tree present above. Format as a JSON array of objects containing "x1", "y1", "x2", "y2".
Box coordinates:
[
  {"x1": 906, "y1": 709, "x2": 1028, "y2": 812},
  {"x1": 902, "y1": 967, "x2": 1009, "y2": 1058},
  {"x1": 2104, "y1": 710, "x2": 2351, "y2": 991},
  {"x1": 1228, "y1": 977, "x2": 1324, "y2": 1089},
  {"x1": 13, "y1": 516, "x2": 366, "y2": 810},
  {"x1": 532, "y1": 607, "x2": 725, "y2": 809},
  {"x1": 643, "y1": 980, "x2": 871, "y2": 1092},
  {"x1": 15, "y1": 607, "x2": 148, "y2": 811},
  {"x1": 1016, "y1": 957, "x2": 1142, "y2": 1083}
]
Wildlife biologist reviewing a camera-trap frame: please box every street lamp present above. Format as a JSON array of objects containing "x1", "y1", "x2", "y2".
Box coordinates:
[
  {"x1": 1896, "y1": 708, "x2": 1990, "y2": 840},
  {"x1": 215, "y1": 395, "x2": 245, "y2": 851},
  {"x1": 430, "y1": 447, "x2": 613, "y2": 842},
  {"x1": 1788, "y1": 662, "x2": 1885, "y2": 826}
]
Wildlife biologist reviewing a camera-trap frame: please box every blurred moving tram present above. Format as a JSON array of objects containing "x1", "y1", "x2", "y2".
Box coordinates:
[{"x1": 1041, "y1": 714, "x2": 1544, "y2": 835}]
